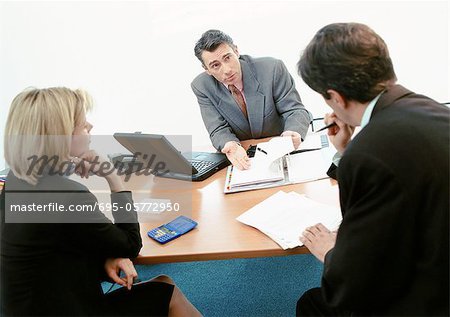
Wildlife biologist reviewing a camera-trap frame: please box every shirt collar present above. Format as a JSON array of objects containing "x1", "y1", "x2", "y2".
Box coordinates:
[
  {"x1": 360, "y1": 92, "x2": 383, "y2": 128},
  {"x1": 223, "y1": 81, "x2": 244, "y2": 92}
]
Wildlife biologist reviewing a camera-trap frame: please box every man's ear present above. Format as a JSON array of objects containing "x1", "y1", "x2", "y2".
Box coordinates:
[
  {"x1": 326, "y1": 89, "x2": 347, "y2": 109},
  {"x1": 233, "y1": 45, "x2": 240, "y2": 58},
  {"x1": 202, "y1": 64, "x2": 211, "y2": 76}
]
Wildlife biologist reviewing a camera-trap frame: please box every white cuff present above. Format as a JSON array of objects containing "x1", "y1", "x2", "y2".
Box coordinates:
[{"x1": 332, "y1": 152, "x2": 342, "y2": 167}]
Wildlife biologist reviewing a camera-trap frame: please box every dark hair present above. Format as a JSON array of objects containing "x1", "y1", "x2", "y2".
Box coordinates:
[
  {"x1": 194, "y1": 30, "x2": 236, "y2": 65},
  {"x1": 297, "y1": 23, "x2": 397, "y2": 103}
]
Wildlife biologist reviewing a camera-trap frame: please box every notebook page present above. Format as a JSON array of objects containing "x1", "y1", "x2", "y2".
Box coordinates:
[
  {"x1": 229, "y1": 158, "x2": 284, "y2": 188},
  {"x1": 287, "y1": 149, "x2": 329, "y2": 183}
]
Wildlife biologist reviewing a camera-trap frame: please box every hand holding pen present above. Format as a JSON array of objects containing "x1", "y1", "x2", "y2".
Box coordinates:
[
  {"x1": 314, "y1": 121, "x2": 338, "y2": 133},
  {"x1": 323, "y1": 113, "x2": 355, "y2": 154}
]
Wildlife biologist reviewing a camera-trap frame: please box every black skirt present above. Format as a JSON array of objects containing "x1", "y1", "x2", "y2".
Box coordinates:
[{"x1": 103, "y1": 281, "x2": 174, "y2": 316}]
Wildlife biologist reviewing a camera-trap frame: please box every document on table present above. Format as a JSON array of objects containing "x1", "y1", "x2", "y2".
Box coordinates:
[
  {"x1": 225, "y1": 137, "x2": 293, "y2": 191},
  {"x1": 286, "y1": 150, "x2": 330, "y2": 183},
  {"x1": 236, "y1": 191, "x2": 342, "y2": 250},
  {"x1": 256, "y1": 136, "x2": 295, "y2": 163},
  {"x1": 224, "y1": 135, "x2": 333, "y2": 193}
]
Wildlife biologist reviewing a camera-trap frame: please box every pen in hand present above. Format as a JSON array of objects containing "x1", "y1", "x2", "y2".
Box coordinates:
[{"x1": 314, "y1": 122, "x2": 337, "y2": 133}]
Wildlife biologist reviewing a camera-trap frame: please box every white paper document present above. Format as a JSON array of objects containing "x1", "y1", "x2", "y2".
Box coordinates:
[
  {"x1": 255, "y1": 136, "x2": 295, "y2": 163},
  {"x1": 287, "y1": 150, "x2": 330, "y2": 183},
  {"x1": 236, "y1": 191, "x2": 342, "y2": 250}
]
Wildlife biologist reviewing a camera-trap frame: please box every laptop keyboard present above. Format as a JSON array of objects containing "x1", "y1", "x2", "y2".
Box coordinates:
[{"x1": 191, "y1": 160, "x2": 215, "y2": 173}]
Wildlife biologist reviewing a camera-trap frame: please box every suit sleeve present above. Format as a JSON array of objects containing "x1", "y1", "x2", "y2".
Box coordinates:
[
  {"x1": 272, "y1": 60, "x2": 312, "y2": 140},
  {"x1": 191, "y1": 82, "x2": 239, "y2": 151},
  {"x1": 322, "y1": 153, "x2": 415, "y2": 312},
  {"x1": 61, "y1": 191, "x2": 142, "y2": 259}
]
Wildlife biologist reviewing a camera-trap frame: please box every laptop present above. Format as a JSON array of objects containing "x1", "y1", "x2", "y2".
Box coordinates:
[{"x1": 113, "y1": 133, "x2": 230, "y2": 181}]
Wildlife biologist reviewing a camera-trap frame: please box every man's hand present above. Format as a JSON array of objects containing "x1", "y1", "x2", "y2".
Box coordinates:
[
  {"x1": 324, "y1": 113, "x2": 355, "y2": 154},
  {"x1": 104, "y1": 258, "x2": 138, "y2": 290},
  {"x1": 281, "y1": 130, "x2": 302, "y2": 149},
  {"x1": 221, "y1": 141, "x2": 250, "y2": 170},
  {"x1": 300, "y1": 223, "x2": 337, "y2": 263}
]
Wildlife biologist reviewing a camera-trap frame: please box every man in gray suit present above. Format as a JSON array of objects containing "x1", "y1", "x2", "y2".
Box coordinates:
[{"x1": 191, "y1": 30, "x2": 311, "y2": 170}]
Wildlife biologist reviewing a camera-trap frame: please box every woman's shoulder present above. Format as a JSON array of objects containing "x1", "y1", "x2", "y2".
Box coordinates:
[
  {"x1": 6, "y1": 171, "x2": 90, "y2": 193},
  {"x1": 41, "y1": 176, "x2": 95, "y2": 199}
]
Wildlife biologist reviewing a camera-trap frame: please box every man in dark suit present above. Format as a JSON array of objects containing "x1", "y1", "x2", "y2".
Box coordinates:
[
  {"x1": 191, "y1": 29, "x2": 311, "y2": 170},
  {"x1": 296, "y1": 23, "x2": 449, "y2": 316}
]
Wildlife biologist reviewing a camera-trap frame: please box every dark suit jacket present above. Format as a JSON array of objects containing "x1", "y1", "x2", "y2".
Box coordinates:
[
  {"x1": 322, "y1": 85, "x2": 449, "y2": 315},
  {"x1": 191, "y1": 55, "x2": 311, "y2": 150},
  {"x1": 0, "y1": 172, "x2": 142, "y2": 316}
]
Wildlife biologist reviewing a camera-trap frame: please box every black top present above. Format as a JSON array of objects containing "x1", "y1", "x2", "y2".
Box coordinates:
[
  {"x1": 1, "y1": 172, "x2": 142, "y2": 316},
  {"x1": 323, "y1": 85, "x2": 450, "y2": 315}
]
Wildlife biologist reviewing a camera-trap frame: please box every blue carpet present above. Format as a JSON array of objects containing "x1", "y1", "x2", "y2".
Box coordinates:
[{"x1": 103, "y1": 254, "x2": 323, "y2": 316}]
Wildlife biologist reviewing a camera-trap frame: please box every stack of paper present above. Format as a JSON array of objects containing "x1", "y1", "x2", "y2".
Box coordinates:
[{"x1": 236, "y1": 191, "x2": 342, "y2": 249}]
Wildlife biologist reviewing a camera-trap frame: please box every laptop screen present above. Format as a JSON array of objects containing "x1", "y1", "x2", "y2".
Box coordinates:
[{"x1": 113, "y1": 133, "x2": 192, "y2": 176}]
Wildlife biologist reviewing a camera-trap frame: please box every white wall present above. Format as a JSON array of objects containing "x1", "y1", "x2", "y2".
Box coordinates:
[{"x1": 1, "y1": 0, "x2": 449, "y2": 169}]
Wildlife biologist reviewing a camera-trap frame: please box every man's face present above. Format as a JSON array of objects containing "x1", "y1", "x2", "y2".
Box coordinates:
[
  {"x1": 324, "y1": 95, "x2": 360, "y2": 127},
  {"x1": 201, "y1": 43, "x2": 242, "y2": 87},
  {"x1": 325, "y1": 99, "x2": 347, "y2": 122}
]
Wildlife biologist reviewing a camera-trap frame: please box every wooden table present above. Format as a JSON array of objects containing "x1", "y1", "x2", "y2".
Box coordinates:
[{"x1": 126, "y1": 140, "x2": 340, "y2": 265}]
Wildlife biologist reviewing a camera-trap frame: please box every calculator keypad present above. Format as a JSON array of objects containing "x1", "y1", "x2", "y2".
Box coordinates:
[
  {"x1": 148, "y1": 227, "x2": 178, "y2": 243},
  {"x1": 147, "y1": 216, "x2": 198, "y2": 244}
]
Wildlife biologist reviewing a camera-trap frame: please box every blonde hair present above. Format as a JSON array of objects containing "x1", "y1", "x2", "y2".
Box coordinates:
[{"x1": 4, "y1": 87, "x2": 93, "y2": 185}]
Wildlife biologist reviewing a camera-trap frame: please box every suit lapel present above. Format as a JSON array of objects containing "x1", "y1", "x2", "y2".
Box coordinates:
[
  {"x1": 241, "y1": 59, "x2": 265, "y2": 138},
  {"x1": 372, "y1": 85, "x2": 414, "y2": 118}
]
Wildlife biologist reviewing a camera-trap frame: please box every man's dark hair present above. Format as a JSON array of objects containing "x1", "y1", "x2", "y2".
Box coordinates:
[
  {"x1": 297, "y1": 23, "x2": 397, "y2": 103},
  {"x1": 194, "y1": 29, "x2": 236, "y2": 65}
]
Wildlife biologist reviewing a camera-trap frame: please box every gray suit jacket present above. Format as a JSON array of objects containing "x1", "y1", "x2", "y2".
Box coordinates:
[{"x1": 191, "y1": 55, "x2": 311, "y2": 150}]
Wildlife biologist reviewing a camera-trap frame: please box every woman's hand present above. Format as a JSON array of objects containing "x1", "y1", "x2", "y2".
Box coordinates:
[
  {"x1": 72, "y1": 150, "x2": 125, "y2": 192},
  {"x1": 104, "y1": 258, "x2": 138, "y2": 290},
  {"x1": 72, "y1": 150, "x2": 107, "y2": 178}
]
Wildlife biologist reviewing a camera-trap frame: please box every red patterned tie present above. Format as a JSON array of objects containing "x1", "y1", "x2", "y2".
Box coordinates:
[{"x1": 228, "y1": 84, "x2": 248, "y2": 119}]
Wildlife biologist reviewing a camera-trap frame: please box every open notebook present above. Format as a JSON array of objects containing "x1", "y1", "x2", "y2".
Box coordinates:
[
  {"x1": 224, "y1": 134, "x2": 332, "y2": 193},
  {"x1": 236, "y1": 191, "x2": 342, "y2": 250}
]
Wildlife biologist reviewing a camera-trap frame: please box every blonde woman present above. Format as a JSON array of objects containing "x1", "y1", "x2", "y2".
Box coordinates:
[{"x1": 1, "y1": 87, "x2": 201, "y2": 316}]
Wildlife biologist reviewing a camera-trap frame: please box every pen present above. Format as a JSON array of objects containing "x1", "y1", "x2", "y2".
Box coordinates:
[
  {"x1": 256, "y1": 147, "x2": 268, "y2": 155},
  {"x1": 314, "y1": 122, "x2": 337, "y2": 133}
]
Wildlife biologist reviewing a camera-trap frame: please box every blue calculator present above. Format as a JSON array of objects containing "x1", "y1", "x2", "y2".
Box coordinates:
[{"x1": 147, "y1": 216, "x2": 198, "y2": 244}]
